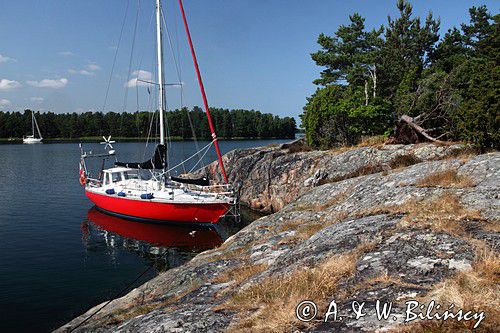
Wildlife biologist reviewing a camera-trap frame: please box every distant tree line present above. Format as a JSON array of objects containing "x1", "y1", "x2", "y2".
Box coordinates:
[
  {"x1": 0, "y1": 107, "x2": 296, "y2": 139},
  {"x1": 301, "y1": 1, "x2": 498, "y2": 150}
]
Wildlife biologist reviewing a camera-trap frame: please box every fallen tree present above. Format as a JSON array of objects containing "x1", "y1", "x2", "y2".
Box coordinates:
[{"x1": 390, "y1": 115, "x2": 446, "y2": 144}]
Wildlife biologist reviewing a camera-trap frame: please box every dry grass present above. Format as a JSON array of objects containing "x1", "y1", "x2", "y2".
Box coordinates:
[
  {"x1": 278, "y1": 218, "x2": 306, "y2": 232},
  {"x1": 389, "y1": 154, "x2": 423, "y2": 169},
  {"x1": 286, "y1": 143, "x2": 313, "y2": 153},
  {"x1": 279, "y1": 211, "x2": 349, "y2": 246},
  {"x1": 483, "y1": 220, "x2": 500, "y2": 233},
  {"x1": 390, "y1": 247, "x2": 500, "y2": 333},
  {"x1": 358, "y1": 135, "x2": 388, "y2": 147},
  {"x1": 444, "y1": 146, "x2": 480, "y2": 162},
  {"x1": 224, "y1": 253, "x2": 358, "y2": 333},
  {"x1": 223, "y1": 242, "x2": 378, "y2": 333},
  {"x1": 325, "y1": 135, "x2": 387, "y2": 155},
  {"x1": 416, "y1": 169, "x2": 475, "y2": 188},
  {"x1": 325, "y1": 145, "x2": 354, "y2": 156},
  {"x1": 355, "y1": 192, "x2": 484, "y2": 237},
  {"x1": 212, "y1": 263, "x2": 268, "y2": 285},
  {"x1": 278, "y1": 223, "x2": 325, "y2": 246},
  {"x1": 428, "y1": 246, "x2": 499, "y2": 310},
  {"x1": 295, "y1": 223, "x2": 327, "y2": 240},
  {"x1": 399, "y1": 192, "x2": 484, "y2": 236},
  {"x1": 352, "y1": 203, "x2": 407, "y2": 220},
  {"x1": 362, "y1": 272, "x2": 422, "y2": 290},
  {"x1": 334, "y1": 272, "x2": 423, "y2": 303}
]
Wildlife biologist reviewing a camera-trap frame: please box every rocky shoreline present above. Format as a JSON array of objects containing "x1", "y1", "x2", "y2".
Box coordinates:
[
  {"x1": 57, "y1": 142, "x2": 499, "y2": 332},
  {"x1": 195, "y1": 139, "x2": 472, "y2": 213}
]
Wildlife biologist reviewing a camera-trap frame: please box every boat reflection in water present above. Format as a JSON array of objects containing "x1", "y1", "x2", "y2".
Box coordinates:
[{"x1": 83, "y1": 207, "x2": 224, "y2": 270}]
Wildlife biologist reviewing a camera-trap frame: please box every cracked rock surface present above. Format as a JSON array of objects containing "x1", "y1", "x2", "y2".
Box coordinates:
[{"x1": 194, "y1": 141, "x2": 469, "y2": 213}]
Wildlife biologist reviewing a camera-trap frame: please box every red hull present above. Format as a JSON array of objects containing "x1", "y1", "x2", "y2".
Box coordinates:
[{"x1": 86, "y1": 190, "x2": 230, "y2": 223}]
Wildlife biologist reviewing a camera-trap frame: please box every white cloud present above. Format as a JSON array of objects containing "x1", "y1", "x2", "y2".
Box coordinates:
[
  {"x1": 80, "y1": 70, "x2": 94, "y2": 75},
  {"x1": 68, "y1": 63, "x2": 100, "y2": 76},
  {"x1": 0, "y1": 79, "x2": 22, "y2": 90},
  {"x1": 27, "y1": 78, "x2": 68, "y2": 89},
  {"x1": 68, "y1": 69, "x2": 94, "y2": 76},
  {"x1": 58, "y1": 51, "x2": 74, "y2": 56},
  {"x1": 0, "y1": 98, "x2": 11, "y2": 106},
  {"x1": 87, "y1": 64, "x2": 101, "y2": 71},
  {"x1": 30, "y1": 96, "x2": 44, "y2": 103},
  {"x1": 125, "y1": 70, "x2": 153, "y2": 87},
  {"x1": 0, "y1": 54, "x2": 16, "y2": 63}
]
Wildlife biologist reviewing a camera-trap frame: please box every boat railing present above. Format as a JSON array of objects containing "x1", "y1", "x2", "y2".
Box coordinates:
[
  {"x1": 119, "y1": 183, "x2": 160, "y2": 192},
  {"x1": 87, "y1": 178, "x2": 102, "y2": 187},
  {"x1": 181, "y1": 184, "x2": 237, "y2": 202},
  {"x1": 183, "y1": 183, "x2": 234, "y2": 193}
]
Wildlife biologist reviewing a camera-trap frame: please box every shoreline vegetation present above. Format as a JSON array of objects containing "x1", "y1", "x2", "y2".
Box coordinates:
[
  {"x1": 0, "y1": 136, "x2": 298, "y2": 143},
  {"x1": 301, "y1": 1, "x2": 498, "y2": 151},
  {"x1": 0, "y1": 107, "x2": 297, "y2": 141}
]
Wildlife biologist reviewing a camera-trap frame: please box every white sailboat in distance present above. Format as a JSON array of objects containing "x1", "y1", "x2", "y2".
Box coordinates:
[{"x1": 23, "y1": 110, "x2": 43, "y2": 144}]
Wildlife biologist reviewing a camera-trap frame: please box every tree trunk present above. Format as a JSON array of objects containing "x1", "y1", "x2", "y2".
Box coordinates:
[
  {"x1": 390, "y1": 115, "x2": 446, "y2": 144},
  {"x1": 364, "y1": 80, "x2": 369, "y2": 106},
  {"x1": 372, "y1": 65, "x2": 377, "y2": 99}
]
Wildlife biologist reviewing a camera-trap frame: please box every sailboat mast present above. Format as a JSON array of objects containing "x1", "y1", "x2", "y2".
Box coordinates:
[
  {"x1": 31, "y1": 111, "x2": 35, "y2": 137},
  {"x1": 178, "y1": 0, "x2": 229, "y2": 183},
  {"x1": 156, "y1": 0, "x2": 166, "y2": 145},
  {"x1": 33, "y1": 112, "x2": 42, "y2": 139}
]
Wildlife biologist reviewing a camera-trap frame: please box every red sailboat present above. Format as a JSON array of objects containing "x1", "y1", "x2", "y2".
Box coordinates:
[{"x1": 79, "y1": 0, "x2": 238, "y2": 224}]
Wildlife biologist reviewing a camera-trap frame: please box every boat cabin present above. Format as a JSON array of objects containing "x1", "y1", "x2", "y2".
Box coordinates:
[{"x1": 101, "y1": 167, "x2": 141, "y2": 186}]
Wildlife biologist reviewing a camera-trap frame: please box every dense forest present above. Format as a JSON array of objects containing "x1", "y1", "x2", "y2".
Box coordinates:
[
  {"x1": 0, "y1": 107, "x2": 296, "y2": 140},
  {"x1": 301, "y1": 1, "x2": 498, "y2": 150}
]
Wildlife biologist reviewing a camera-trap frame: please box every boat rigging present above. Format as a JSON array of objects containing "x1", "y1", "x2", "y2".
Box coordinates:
[
  {"x1": 23, "y1": 110, "x2": 43, "y2": 144},
  {"x1": 79, "y1": 0, "x2": 239, "y2": 224}
]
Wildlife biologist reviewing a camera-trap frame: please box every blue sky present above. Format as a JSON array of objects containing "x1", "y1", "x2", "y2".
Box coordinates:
[{"x1": 0, "y1": 0, "x2": 497, "y2": 121}]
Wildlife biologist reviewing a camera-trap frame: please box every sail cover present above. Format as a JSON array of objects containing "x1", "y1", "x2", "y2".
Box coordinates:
[
  {"x1": 171, "y1": 176, "x2": 210, "y2": 186},
  {"x1": 115, "y1": 144, "x2": 167, "y2": 169}
]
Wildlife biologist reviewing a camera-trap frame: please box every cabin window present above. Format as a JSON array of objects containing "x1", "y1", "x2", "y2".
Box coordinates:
[
  {"x1": 124, "y1": 171, "x2": 139, "y2": 180},
  {"x1": 111, "y1": 172, "x2": 122, "y2": 183},
  {"x1": 103, "y1": 173, "x2": 110, "y2": 185}
]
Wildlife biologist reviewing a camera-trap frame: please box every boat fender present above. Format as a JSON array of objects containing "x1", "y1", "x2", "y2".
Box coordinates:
[
  {"x1": 106, "y1": 189, "x2": 115, "y2": 195},
  {"x1": 79, "y1": 173, "x2": 87, "y2": 186},
  {"x1": 140, "y1": 193, "x2": 154, "y2": 200},
  {"x1": 118, "y1": 192, "x2": 126, "y2": 197},
  {"x1": 79, "y1": 161, "x2": 87, "y2": 186}
]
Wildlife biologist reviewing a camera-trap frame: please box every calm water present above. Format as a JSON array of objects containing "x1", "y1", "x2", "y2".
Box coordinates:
[{"x1": 0, "y1": 139, "x2": 287, "y2": 333}]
